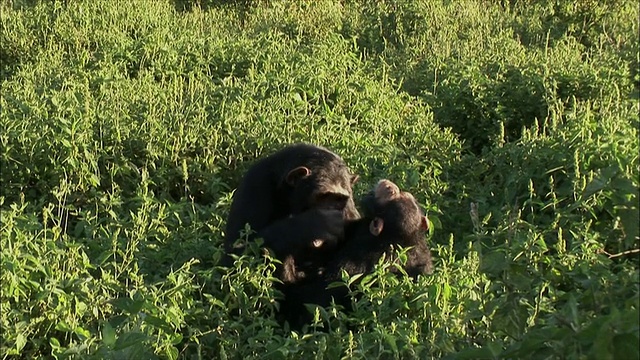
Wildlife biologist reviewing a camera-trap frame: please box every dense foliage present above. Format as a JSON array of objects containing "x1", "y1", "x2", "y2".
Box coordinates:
[{"x1": 1, "y1": 0, "x2": 638, "y2": 358}]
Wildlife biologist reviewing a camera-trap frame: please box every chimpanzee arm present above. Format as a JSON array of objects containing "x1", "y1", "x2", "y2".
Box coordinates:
[
  {"x1": 258, "y1": 208, "x2": 344, "y2": 257},
  {"x1": 224, "y1": 163, "x2": 281, "y2": 250}
]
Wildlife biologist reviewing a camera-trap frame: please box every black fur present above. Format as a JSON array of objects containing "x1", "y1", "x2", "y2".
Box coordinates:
[
  {"x1": 280, "y1": 180, "x2": 433, "y2": 328},
  {"x1": 223, "y1": 143, "x2": 360, "y2": 284}
]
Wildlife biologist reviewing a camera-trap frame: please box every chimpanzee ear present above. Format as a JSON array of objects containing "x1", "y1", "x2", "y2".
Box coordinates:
[
  {"x1": 421, "y1": 216, "x2": 429, "y2": 231},
  {"x1": 350, "y1": 174, "x2": 359, "y2": 185},
  {"x1": 369, "y1": 217, "x2": 384, "y2": 236},
  {"x1": 286, "y1": 166, "x2": 311, "y2": 185}
]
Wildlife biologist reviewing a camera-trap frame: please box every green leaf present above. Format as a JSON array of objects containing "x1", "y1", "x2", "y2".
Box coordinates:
[
  {"x1": 16, "y1": 333, "x2": 27, "y2": 352},
  {"x1": 347, "y1": 273, "x2": 364, "y2": 287},
  {"x1": 55, "y1": 321, "x2": 72, "y2": 332},
  {"x1": 102, "y1": 322, "x2": 116, "y2": 347},
  {"x1": 114, "y1": 331, "x2": 147, "y2": 351},
  {"x1": 480, "y1": 250, "x2": 508, "y2": 276},
  {"x1": 442, "y1": 283, "x2": 451, "y2": 301},
  {"x1": 74, "y1": 326, "x2": 91, "y2": 340},
  {"x1": 169, "y1": 333, "x2": 183, "y2": 345},
  {"x1": 166, "y1": 345, "x2": 179, "y2": 360},
  {"x1": 326, "y1": 281, "x2": 346, "y2": 290},
  {"x1": 143, "y1": 315, "x2": 172, "y2": 331},
  {"x1": 111, "y1": 297, "x2": 145, "y2": 315},
  {"x1": 384, "y1": 333, "x2": 398, "y2": 353},
  {"x1": 582, "y1": 166, "x2": 618, "y2": 199},
  {"x1": 428, "y1": 214, "x2": 442, "y2": 231}
]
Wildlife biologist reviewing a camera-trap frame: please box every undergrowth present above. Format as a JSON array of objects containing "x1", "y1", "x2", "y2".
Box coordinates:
[{"x1": 1, "y1": 0, "x2": 638, "y2": 358}]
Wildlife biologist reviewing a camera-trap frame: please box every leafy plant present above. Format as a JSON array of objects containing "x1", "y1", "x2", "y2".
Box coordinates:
[{"x1": 2, "y1": 0, "x2": 638, "y2": 358}]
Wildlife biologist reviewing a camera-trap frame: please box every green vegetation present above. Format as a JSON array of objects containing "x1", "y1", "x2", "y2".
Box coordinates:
[{"x1": 1, "y1": 0, "x2": 638, "y2": 358}]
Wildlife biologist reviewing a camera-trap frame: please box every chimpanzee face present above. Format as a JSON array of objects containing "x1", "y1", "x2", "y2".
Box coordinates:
[
  {"x1": 285, "y1": 161, "x2": 359, "y2": 218},
  {"x1": 361, "y1": 179, "x2": 429, "y2": 237}
]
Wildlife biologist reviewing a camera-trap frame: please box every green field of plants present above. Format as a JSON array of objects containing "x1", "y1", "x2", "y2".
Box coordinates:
[{"x1": 1, "y1": 0, "x2": 638, "y2": 358}]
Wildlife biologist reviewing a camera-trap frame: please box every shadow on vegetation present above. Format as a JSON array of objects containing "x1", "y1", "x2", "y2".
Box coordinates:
[
  {"x1": 0, "y1": 47, "x2": 22, "y2": 81},
  {"x1": 406, "y1": 63, "x2": 548, "y2": 154},
  {"x1": 173, "y1": 0, "x2": 244, "y2": 12}
]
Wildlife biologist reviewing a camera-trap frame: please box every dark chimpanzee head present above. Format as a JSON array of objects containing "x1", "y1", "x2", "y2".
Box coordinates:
[
  {"x1": 284, "y1": 150, "x2": 360, "y2": 220},
  {"x1": 361, "y1": 179, "x2": 429, "y2": 242}
]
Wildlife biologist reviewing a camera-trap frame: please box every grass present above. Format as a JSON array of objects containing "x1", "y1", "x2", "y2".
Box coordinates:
[{"x1": 1, "y1": 0, "x2": 638, "y2": 358}]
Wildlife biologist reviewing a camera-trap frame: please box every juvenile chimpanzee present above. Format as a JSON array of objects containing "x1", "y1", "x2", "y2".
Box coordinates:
[
  {"x1": 223, "y1": 143, "x2": 360, "y2": 284},
  {"x1": 280, "y1": 179, "x2": 433, "y2": 328}
]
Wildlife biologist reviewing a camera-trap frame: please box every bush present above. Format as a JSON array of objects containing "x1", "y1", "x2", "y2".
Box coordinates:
[{"x1": 2, "y1": 0, "x2": 638, "y2": 358}]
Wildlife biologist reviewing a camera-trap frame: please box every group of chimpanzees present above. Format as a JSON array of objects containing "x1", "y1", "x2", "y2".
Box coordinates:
[{"x1": 223, "y1": 143, "x2": 433, "y2": 329}]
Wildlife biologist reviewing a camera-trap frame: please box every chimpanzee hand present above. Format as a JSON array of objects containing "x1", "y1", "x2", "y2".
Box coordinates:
[
  {"x1": 258, "y1": 208, "x2": 344, "y2": 255},
  {"x1": 300, "y1": 208, "x2": 344, "y2": 248}
]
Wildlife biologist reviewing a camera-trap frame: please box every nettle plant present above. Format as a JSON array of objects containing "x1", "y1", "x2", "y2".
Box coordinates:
[{"x1": 1, "y1": 0, "x2": 638, "y2": 358}]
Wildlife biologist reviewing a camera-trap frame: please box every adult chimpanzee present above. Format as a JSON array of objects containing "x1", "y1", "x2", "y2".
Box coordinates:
[
  {"x1": 280, "y1": 179, "x2": 433, "y2": 328},
  {"x1": 223, "y1": 143, "x2": 360, "y2": 284}
]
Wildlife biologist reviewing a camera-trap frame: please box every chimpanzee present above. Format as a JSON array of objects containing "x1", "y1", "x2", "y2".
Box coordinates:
[
  {"x1": 223, "y1": 143, "x2": 360, "y2": 284},
  {"x1": 280, "y1": 179, "x2": 433, "y2": 328}
]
